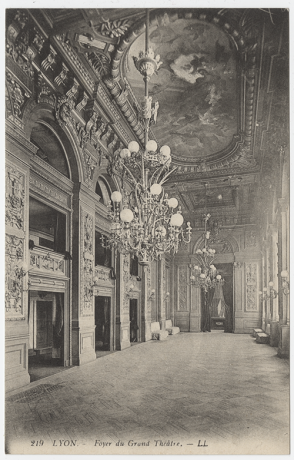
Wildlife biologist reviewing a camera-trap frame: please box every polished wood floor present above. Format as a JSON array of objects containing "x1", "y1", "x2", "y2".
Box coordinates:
[{"x1": 6, "y1": 331, "x2": 289, "y2": 454}]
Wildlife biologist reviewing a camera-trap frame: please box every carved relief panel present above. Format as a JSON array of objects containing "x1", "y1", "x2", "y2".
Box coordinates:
[
  {"x1": 122, "y1": 254, "x2": 130, "y2": 311},
  {"x1": 5, "y1": 235, "x2": 25, "y2": 318},
  {"x1": 245, "y1": 262, "x2": 258, "y2": 311},
  {"x1": 177, "y1": 266, "x2": 188, "y2": 311},
  {"x1": 6, "y1": 164, "x2": 25, "y2": 231},
  {"x1": 80, "y1": 211, "x2": 94, "y2": 316},
  {"x1": 5, "y1": 163, "x2": 27, "y2": 320}
]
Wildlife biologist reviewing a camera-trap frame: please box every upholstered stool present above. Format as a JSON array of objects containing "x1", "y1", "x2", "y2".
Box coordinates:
[
  {"x1": 165, "y1": 320, "x2": 180, "y2": 335},
  {"x1": 151, "y1": 322, "x2": 168, "y2": 340}
]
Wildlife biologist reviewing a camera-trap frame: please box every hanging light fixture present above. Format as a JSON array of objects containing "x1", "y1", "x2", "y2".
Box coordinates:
[
  {"x1": 102, "y1": 10, "x2": 192, "y2": 265},
  {"x1": 189, "y1": 184, "x2": 223, "y2": 291},
  {"x1": 259, "y1": 270, "x2": 290, "y2": 300}
]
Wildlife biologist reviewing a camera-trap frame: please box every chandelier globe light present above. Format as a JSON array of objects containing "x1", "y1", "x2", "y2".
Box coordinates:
[{"x1": 102, "y1": 9, "x2": 192, "y2": 265}]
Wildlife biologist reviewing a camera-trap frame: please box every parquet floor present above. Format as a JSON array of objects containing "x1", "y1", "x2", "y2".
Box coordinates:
[{"x1": 5, "y1": 332, "x2": 290, "y2": 454}]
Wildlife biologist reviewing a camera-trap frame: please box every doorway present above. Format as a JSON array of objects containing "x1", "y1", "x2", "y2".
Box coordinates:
[
  {"x1": 95, "y1": 296, "x2": 111, "y2": 351},
  {"x1": 130, "y1": 298, "x2": 139, "y2": 343},
  {"x1": 28, "y1": 292, "x2": 65, "y2": 382},
  {"x1": 200, "y1": 263, "x2": 234, "y2": 332}
]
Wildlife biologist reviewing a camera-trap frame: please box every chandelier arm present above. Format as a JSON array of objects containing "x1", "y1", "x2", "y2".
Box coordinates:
[
  {"x1": 150, "y1": 160, "x2": 174, "y2": 187},
  {"x1": 121, "y1": 162, "x2": 140, "y2": 188},
  {"x1": 134, "y1": 182, "x2": 143, "y2": 223},
  {"x1": 158, "y1": 166, "x2": 178, "y2": 186},
  {"x1": 149, "y1": 162, "x2": 168, "y2": 186}
]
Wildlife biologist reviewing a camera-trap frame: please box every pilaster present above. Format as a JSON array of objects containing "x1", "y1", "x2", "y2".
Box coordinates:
[
  {"x1": 72, "y1": 186, "x2": 96, "y2": 365},
  {"x1": 141, "y1": 263, "x2": 152, "y2": 342},
  {"x1": 5, "y1": 137, "x2": 32, "y2": 391}
]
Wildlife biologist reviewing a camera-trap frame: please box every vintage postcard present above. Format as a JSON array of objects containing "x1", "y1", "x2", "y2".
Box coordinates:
[{"x1": 4, "y1": 0, "x2": 290, "y2": 455}]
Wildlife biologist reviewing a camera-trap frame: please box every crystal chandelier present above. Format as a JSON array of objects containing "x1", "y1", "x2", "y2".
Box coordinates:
[
  {"x1": 189, "y1": 185, "x2": 223, "y2": 291},
  {"x1": 102, "y1": 10, "x2": 192, "y2": 265}
]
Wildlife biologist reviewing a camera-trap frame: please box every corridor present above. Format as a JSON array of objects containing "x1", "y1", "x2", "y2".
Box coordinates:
[{"x1": 6, "y1": 332, "x2": 289, "y2": 455}]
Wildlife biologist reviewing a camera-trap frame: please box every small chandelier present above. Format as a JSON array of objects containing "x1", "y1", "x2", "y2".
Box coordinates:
[
  {"x1": 102, "y1": 10, "x2": 192, "y2": 265},
  {"x1": 189, "y1": 184, "x2": 223, "y2": 291}
]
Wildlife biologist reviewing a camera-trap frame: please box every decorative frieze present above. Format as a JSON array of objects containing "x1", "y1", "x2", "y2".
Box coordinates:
[
  {"x1": 30, "y1": 248, "x2": 66, "y2": 275},
  {"x1": 6, "y1": 164, "x2": 25, "y2": 230},
  {"x1": 55, "y1": 36, "x2": 95, "y2": 91},
  {"x1": 29, "y1": 174, "x2": 69, "y2": 208},
  {"x1": 245, "y1": 262, "x2": 258, "y2": 311}
]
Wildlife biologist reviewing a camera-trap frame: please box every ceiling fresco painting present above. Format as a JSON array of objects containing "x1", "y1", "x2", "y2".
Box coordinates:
[{"x1": 126, "y1": 17, "x2": 238, "y2": 160}]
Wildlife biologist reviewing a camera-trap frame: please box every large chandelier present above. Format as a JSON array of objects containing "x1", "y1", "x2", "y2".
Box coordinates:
[
  {"x1": 102, "y1": 10, "x2": 192, "y2": 265},
  {"x1": 189, "y1": 187, "x2": 224, "y2": 291}
]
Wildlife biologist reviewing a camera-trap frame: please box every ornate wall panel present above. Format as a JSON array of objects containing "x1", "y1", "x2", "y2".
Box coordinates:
[
  {"x1": 177, "y1": 266, "x2": 188, "y2": 311},
  {"x1": 5, "y1": 163, "x2": 27, "y2": 320},
  {"x1": 80, "y1": 211, "x2": 94, "y2": 316},
  {"x1": 5, "y1": 235, "x2": 25, "y2": 318},
  {"x1": 6, "y1": 164, "x2": 25, "y2": 231},
  {"x1": 245, "y1": 262, "x2": 258, "y2": 311}
]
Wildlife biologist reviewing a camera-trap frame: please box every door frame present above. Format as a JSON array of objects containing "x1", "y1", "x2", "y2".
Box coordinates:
[
  {"x1": 29, "y1": 290, "x2": 68, "y2": 365},
  {"x1": 94, "y1": 286, "x2": 115, "y2": 351},
  {"x1": 128, "y1": 293, "x2": 141, "y2": 342}
]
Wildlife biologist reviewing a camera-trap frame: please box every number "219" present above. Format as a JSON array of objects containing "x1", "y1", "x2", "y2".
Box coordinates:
[{"x1": 31, "y1": 440, "x2": 44, "y2": 446}]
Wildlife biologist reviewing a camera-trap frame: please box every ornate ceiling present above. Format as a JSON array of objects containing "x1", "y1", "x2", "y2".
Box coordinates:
[
  {"x1": 126, "y1": 17, "x2": 238, "y2": 160},
  {"x1": 7, "y1": 8, "x2": 289, "y2": 227}
]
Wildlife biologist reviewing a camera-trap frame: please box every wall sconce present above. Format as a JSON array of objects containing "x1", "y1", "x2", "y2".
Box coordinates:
[
  {"x1": 281, "y1": 270, "x2": 290, "y2": 295},
  {"x1": 259, "y1": 283, "x2": 277, "y2": 301},
  {"x1": 259, "y1": 271, "x2": 290, "y2": 300},
  {"x1": 164, "y1": 292, "x2": 170, "y2": 302},
  {"x1": 148, "y1": 289, "x2": 155, "y2": 300}
]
